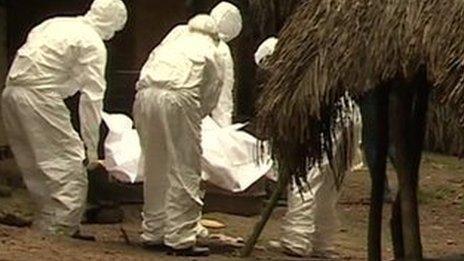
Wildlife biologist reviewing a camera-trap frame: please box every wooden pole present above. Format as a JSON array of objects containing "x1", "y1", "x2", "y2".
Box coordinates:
[{"x1": 241, "y1": 173, "x2": 289, "y2": 257}]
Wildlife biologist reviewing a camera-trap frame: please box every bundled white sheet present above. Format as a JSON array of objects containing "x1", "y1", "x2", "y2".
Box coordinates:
[
  {"x1": 101, "y1": 112, "x2": 273, "y2": 192},
  {"x1": 200, "y1": 116, "x2": 273, "y2": 192},
  {"x1": 102, "y1": 112, "x2": 143, "y2": 183}
]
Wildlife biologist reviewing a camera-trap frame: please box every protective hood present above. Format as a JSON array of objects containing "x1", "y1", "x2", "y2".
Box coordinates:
[
  {"x1": 210, "y1": 2, "x2": 242, "y2": 42},
  {"x1": 83, "y1": 0, "x2": 127, "y2": 40},
  {"x1": 255, "y1": 37, "x2": 278, "y2": 67},
  {"x1": 187, "y1": 14, "x2": 219, "y2": 38}
]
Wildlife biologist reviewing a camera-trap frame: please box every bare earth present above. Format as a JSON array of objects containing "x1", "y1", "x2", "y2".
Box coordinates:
[{"x1": 0, "y1": 153, "x2": 463, "y2": 260}]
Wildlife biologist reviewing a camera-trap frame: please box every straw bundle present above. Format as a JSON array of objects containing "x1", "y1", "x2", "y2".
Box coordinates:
[{"x1": 425, "y1": 94, "x2": 464, "y2": 156}]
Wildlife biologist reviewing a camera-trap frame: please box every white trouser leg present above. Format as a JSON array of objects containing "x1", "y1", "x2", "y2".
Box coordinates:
[
  {"x1": 280, "y1": 190, "x2": 315, "y2": 256},
  {"x1": 2, "y1": 87, "x2": 87, "y2": 236},
  {"x1": 280, "y1": 162, "x2": 340, "y2": 256},
  {"x1": 135, "y1": 88, "x2": 205, "y2": 249},
  {"x1": 135, "y1": 89, "x2": 169, "y2": 244},
  {"x1": 312, "y1": 164, "x2": 340, "y2": 252}
]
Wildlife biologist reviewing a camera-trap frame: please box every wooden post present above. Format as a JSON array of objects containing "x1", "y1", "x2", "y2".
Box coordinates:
[{"x1": 241, "y1": 172, "x2": 289, "y2": 257}]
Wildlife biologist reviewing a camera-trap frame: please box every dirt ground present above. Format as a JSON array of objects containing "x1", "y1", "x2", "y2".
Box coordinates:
[{"x1": 0, "y1": 153, "x2": 463, "y2": 260}]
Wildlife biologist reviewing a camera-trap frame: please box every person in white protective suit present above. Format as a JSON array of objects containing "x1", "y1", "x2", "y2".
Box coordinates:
[
  {"x1": 210, "y1": 1, "x2": 242, "y2": 127},
  {"x1": 133, "y1": 3, "x2": 242, "y2": 256},
  {"x1": 255, "y1": 37, "x2": 363, "y2": 258},
  {"x1": 2, "y1": 0, "x2": 127, "y2": 239}
]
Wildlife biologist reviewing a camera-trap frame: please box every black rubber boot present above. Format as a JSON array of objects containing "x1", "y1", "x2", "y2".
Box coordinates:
[
  {"x1": 71, "y1": 231, "x2": 96, "y2": 241},
  {"x1": 142, "y1": 242, "x2": 170, "y2": 252}
]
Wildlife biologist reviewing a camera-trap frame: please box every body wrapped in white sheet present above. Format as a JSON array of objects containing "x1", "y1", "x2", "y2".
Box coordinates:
[{"x1": 101, "y1": 112, "x2": 273, "y2": 192}]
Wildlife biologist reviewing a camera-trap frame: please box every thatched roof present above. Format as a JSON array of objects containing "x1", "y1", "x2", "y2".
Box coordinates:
[{"x1": 257, "y1": 0, "x2": 464, "y2": 183}]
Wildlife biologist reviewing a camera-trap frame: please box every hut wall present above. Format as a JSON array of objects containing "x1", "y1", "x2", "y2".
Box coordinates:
[
  {"x1": 0, "y1": 4, "x2": 21, "y2": 182},
  {"x1": 424, "y1": 100, "x2": 464, "y2": 156},
  {"x1": 0, "y1": 5, "x2": 7, "y2": 146}
]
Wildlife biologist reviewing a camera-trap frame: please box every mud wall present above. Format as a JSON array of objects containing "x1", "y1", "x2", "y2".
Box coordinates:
[{"x1": 0, "y1": 5, "x2": 7, "y2": 146}]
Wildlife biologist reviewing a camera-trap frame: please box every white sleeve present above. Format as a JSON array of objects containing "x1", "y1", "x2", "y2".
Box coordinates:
[
  {"x1": 211, "y1": 42, "x2": 234, "y2": 127},
  {"x1": 200, "y1": 51, "x2": 223, "y2": 118},
  {"x1": 75, "y1": 41, "x2": 107, "y2": 162}
]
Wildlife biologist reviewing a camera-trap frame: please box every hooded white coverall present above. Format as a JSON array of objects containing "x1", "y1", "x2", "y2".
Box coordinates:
[
  {"x1": 255, "y1": 37, "x2": 363, "y2": 257},
  {"x1": 2, "y1": 0, "x2": 127, "y2": 236},
  {"x1": 155, "y1": 27, "x2": 233, "y2": 128},
  {"x1": 134, "y1": 2, "x2": 241, "y2": 249},
  {"x1": 152, "y1": 30, "x2": 233, "y2": 128},
  {"x1": 134, "y1": 8, "x2": 241, "y2": 248},
  {"x1": 210, "y1": 2, "x2": 242, "y2": 127}
]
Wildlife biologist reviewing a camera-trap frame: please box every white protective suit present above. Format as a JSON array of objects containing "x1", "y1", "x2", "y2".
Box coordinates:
[
  {"x1": 2, "y1": 0, "x2": 127, "y2": 236},
  {"x1": 256, "y1": 37, "x2": 363, "y2": 257},
  {"x1": 210, "y1": 1, "x2": 242, "y2": 126},
  {"x1": 210, "y1": 42, "x2": 234, "y2": 126},
  {"x1": 280, "y1": 99, "x2": 362, "y2": 257},
  {"x1": 134, "y1": 6, "x2": 242, "y2": 249},
  {"x1": 254, "y1": 36, "x2": 278, "y2": 66},
  {"x1": 151, "y1": 28, "x2": 234, "y2": 127}
]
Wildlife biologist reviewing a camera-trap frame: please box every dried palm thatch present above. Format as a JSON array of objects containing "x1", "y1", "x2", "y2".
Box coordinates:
[
  {"x1": 425, "y1": 93, "x2": 464, "y2": 156},
  {"x1": 257, "y1": 0, "x2": 464, "y2": 186}
]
